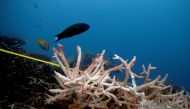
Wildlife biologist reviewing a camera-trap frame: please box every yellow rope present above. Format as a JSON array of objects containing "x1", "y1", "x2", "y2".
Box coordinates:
[{"x1": 0, "y1": 48, "x2": 60, "y2": 67}]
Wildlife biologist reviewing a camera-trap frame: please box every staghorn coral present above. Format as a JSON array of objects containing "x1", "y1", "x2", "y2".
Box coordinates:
[{"x1": 46, "y1": 44, "x2": 190, "y2": 109}]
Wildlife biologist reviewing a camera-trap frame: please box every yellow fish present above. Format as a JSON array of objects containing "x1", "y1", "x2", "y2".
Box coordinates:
[{"x1": 36, "y1": 39, "x2": 49, "y2": 50}]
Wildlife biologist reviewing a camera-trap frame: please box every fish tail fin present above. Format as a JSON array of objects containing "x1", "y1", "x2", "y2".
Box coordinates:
[
  {"x1": 54, "y1": 35, "x2": 60, "y2": 42},
  {"x1": 54, "y1": 36, "x2": 58, "y2": 42}
]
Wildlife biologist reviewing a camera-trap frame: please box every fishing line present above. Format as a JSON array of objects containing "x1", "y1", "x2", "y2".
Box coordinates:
[{"x1": 0, "y1": 48, "x2": 60, "y2": 67}]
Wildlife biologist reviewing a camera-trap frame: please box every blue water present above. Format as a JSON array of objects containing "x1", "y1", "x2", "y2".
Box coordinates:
[{"x1": 0, "y1": 0, "x2": 190, "y2": 91}]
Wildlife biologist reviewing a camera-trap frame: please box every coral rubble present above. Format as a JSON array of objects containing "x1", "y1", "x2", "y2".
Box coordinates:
[{"x1": 46, "y1": 44, "x2": 190, "y2": 109}]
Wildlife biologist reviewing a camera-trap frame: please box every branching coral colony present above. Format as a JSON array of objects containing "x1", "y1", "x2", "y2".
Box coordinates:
[{"x1": 46, "y1": 44, "x2": 190, "y2": 109}]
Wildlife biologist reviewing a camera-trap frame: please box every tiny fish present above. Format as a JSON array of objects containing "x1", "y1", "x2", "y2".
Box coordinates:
[
  {"x1": 55, "y1": 23, "x2": 90, "y2": 42},
  {"x1": 33, "y1": 4, "x2": 39, "y2": 8},
  {"x1": 36, "y1": 39, "x2": 49, "y2": 50}
]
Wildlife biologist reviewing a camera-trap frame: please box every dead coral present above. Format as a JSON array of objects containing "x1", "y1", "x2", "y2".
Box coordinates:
[{"x1": 46, "y1": 44, "x2": 190, "y2": 109}]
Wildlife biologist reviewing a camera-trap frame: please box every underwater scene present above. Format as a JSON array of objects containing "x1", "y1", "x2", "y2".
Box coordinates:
[{"x1": 0, "y1": 0, "x2": 190, "y2": 109}]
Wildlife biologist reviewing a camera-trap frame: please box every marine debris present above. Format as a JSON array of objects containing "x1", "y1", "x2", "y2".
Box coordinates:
[{"x1": 46, "y1": 44, "x2": 190, "y2": 109}]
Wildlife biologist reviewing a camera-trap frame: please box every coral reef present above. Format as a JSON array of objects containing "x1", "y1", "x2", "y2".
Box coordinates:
[
  {"x1": 67, "y1": 51, "x2": 115, "y2": 71},
  {"x1": 46, "y1": 44, "x2": 190, "y2": 109},
  {"x1": 0, "y1": 35, "x2": 59, "y2": 109},
  {"x1": 0, "y1": 34, "x2": 189, "y2": 109},
  {"x1": 0, "y1": 34, "x2": 116, "y2": 109},
  {"x1": 0, "y1": 34, "x2": 26, "y2": 53}
]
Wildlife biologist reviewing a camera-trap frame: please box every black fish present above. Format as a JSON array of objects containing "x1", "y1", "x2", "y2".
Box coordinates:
[{"x1": 55, "y1": 23, "x2": 90, "y2": 42}]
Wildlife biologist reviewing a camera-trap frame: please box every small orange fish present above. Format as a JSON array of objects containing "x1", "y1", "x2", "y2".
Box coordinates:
[{"x1": 36, "y1": 39, "x2": 49, "y2": 50}]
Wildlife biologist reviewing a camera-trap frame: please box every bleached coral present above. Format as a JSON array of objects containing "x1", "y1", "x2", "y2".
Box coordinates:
[{"x1": 46, "y1": 44, "x2": 190, "y2": 109}]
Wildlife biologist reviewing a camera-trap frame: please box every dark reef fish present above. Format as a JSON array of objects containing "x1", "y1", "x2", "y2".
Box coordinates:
[
  {"x1": 36, "y1": 39, "x2": 49, "y2": 50},
  {"x1": 55, "y1": 23, "x2": 90, "y2": 42}
]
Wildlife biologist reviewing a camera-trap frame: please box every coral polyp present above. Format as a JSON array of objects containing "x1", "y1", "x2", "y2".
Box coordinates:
[{"x1": 46, "y1": 44, "x2": 190, "y2": 109}]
